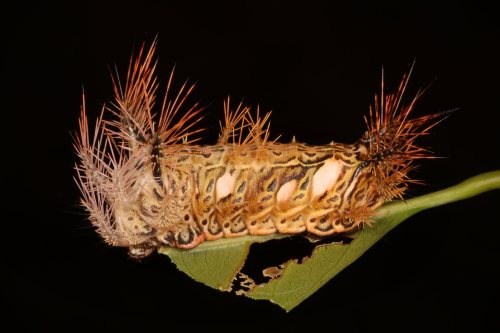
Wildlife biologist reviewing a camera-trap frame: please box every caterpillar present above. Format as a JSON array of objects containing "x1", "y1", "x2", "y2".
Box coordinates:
[{"x1": 74, "y1": 40, "x2": 443, "y2": 258}]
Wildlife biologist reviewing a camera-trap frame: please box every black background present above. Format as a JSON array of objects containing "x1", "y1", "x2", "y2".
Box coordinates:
[{"x1": 2, "y1": 1, "x2": 500, "y2": 331}]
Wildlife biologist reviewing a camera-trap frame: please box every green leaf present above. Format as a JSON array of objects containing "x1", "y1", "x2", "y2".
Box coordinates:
[
  {"x1": 160, "y1": 234, "x2": 287, "y2": 290},
  {"x1": 159, "y1": 171, "x2": 500, "y2": 311}
]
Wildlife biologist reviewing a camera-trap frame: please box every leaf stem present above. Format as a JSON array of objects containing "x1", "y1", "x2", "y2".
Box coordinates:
[{"x1": 377, "y1": 170, "x2": 500, "y2": 218}]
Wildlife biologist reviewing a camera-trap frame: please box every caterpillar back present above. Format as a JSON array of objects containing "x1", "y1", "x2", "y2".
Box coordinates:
[{"x1": 74, "y1": 41, "x2": 444, "y2": 258}]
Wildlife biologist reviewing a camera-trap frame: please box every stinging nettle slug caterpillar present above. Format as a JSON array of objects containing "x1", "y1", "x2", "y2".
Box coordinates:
[{"x1": 74, "y1": 40, "x2": 444, "y2": 259}]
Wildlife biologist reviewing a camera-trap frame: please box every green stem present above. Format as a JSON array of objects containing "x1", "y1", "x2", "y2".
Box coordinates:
[{"x1": 377, "y1": 170, "x2": 500, "y2": 218}]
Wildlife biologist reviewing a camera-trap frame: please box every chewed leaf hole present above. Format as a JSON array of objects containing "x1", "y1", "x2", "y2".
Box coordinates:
[{"x1": 230, "y1": 234, "x2": 352, "y2": 294}]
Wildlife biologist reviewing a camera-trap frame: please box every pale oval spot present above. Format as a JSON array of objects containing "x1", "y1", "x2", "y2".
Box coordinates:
[
  {"x1": 216, "y1": 171, "x2": 235, "y2": 201},
  {"x1": 312, "y1": 159, "x2": 342, "y2": 197},
  {"x1": 276, "y1": 179, "x2": 297, "y2": 202}
]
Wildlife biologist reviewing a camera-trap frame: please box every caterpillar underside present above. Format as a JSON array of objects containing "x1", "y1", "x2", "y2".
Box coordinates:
[{"x1": 75, "y1": 41, "x2": 442, "y2": 258}]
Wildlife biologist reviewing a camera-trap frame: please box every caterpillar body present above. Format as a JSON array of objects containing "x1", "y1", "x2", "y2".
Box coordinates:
[{"x1": 75, "y1": 41, "x2": 442, "y2": 258}]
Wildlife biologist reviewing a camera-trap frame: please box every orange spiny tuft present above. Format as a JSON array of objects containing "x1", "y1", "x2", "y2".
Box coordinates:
[
  {"x1": 218, "y1": 97, "x2": 275, "y2": 146},
  {"x1": 218, "y1": 97, "x2": 251, "y2": 145},
  {"x1": 362, "y1": 66, "x2": 447, "y2": 200},
  {"x1": 107, "y1": 39, "x2": 205, "y2": 148}
]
